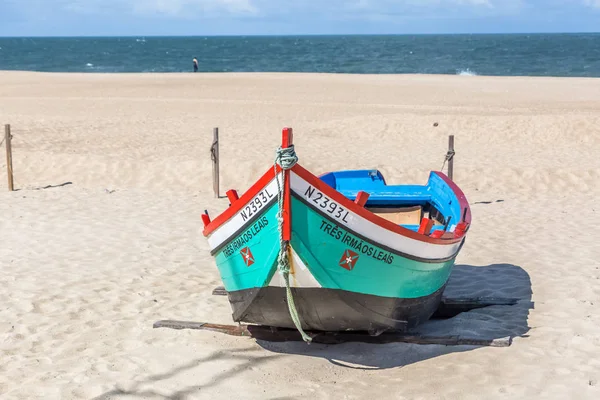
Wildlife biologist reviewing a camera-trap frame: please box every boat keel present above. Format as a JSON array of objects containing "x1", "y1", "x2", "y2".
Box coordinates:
[{"x1": 226, "y1": 286, "x2": 445, "y2": 332}]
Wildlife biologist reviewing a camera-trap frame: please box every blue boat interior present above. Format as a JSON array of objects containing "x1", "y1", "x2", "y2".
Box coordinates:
[{"x1": 319, "y1": 169, "x2": 464, "y2": 234}]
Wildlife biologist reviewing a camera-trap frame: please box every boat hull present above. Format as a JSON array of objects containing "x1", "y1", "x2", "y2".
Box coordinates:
[
  {"x1": 203, "y1": 130, "x2": 471, "y2": 334},
  {"x1": 205, "y1": 168, "x2": 463, "y2": 331},
  {"x1": 227, "y1": 285, "x2": 446, "y2": 332}
]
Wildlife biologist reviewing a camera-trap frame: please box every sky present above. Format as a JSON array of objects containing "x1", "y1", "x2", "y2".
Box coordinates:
[{"x1": 1, "y1": 0, "x2": 600, "y2": 36}]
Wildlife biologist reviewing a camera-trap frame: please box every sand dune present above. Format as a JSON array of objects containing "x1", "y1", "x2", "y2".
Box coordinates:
[{"x1": 1, "y1": 72, "x2": 599, "y2": 399}]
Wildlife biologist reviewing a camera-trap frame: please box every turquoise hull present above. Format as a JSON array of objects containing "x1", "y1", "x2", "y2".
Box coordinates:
[
  {"x1": 212, "y1": 197, "x2": 455, "y2": 299},
  {"x1": 289, "y1": 196, "x2": 456, "y2": 299},
  {"x1": 213, "y1": 204, "x2": 280, "y2": 292}
]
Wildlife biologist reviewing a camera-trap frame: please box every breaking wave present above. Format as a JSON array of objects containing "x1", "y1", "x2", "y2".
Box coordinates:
[{"x1": 457, "y1": 68, "x2": 478, "y2": 76}]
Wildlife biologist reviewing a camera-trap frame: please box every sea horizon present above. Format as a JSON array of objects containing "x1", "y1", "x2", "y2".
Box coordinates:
[
  {"x1": 2, "y1": 31, "x2": 600, "y2": 37},
  {"x1": 2, "y1": 33, "x2": 599, "y2": 77}
]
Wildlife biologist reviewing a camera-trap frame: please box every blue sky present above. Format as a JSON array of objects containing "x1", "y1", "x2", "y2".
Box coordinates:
[{"x1": 1, "y1": 0, "x2": 599, "y2": 36}]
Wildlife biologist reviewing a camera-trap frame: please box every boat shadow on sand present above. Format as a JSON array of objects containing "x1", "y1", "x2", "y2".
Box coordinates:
[{"x1": 257, "y1": 263, "x2": 533, "y2": 370}]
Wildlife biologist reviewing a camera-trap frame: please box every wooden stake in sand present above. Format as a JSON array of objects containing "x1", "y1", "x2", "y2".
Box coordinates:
[
  {"x1": 448, "y1": 135, "x2": 455, "y2": 181},
  {"x1": 211, "y1": 127, "x2": 220, "y2": 198},
  {"x1": 4, "y1": 124, "x2": 14, "y2": 192}
]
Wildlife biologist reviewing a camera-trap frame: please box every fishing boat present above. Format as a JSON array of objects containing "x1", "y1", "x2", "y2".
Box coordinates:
[{"x1": 202, "y1": 128, "x2": 471, "y2": 340}]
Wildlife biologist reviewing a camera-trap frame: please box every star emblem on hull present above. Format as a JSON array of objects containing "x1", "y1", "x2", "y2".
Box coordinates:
[
  {"x1": 339, "y1": 249, "x2": 359, "y2": 271},
  {"x1": 240, "y1": 247, "x2": 255, "y2": 267}
]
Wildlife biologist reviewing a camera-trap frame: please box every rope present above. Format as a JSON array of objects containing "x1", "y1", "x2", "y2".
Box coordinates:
[
  {"x1": 441, "y1": 149, "x2": 455, "y2": 173},
  {"x1": 210, "y1": 141, "x2": 218, "y2": 162},
  {"x1": 0, "y1": 130, "x2": 9, "y2": 148},
  {"x1": 273, "y1": 145, "x2": 312, "y2": 343}
]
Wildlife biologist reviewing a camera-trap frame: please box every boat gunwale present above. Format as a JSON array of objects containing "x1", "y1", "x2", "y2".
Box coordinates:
[
  {"x1": 203, "y1": 166, "x2": 281, "y2": 236},
  {"x1": 208, "y1": 199, "x2": 278, "y2": 256},
  {"x1": 290, "y1": 192, "x2": 464, "y2": 263},
  {"x1": 203, "y1": 126, "x2": 470, "y2": 245},
  {"x1": 204, "y1": 163, "x2": 470, "y2": 246},
  {"x1": 292, "y1": 164, "x2": 468, "y2": 245}
]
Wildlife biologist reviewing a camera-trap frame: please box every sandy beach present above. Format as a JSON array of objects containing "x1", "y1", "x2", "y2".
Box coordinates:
[{"x1": 1, "y1": 71, "x2": 599, "y2": 399}]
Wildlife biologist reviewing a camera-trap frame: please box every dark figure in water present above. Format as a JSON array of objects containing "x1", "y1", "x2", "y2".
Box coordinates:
[{"x1": 193, "y1": 57, "x2": 199, "y2": 72}]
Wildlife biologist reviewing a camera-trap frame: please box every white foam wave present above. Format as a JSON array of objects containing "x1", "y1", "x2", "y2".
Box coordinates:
[
  {"x1": 457, "y1": 68, "x2": 477, "y2": 76},
  {"x1": 86, "y1": 63, "x2": 94, "y2": 67}
]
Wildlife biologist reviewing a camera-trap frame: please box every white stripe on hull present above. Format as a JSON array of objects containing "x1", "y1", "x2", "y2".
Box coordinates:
[
  {"x1": 207, "y1": 174, "x2": 282, "y2": 251},
  {"x1": 290, "y1": 172, "x2": 462, "y2": 260},
  {"x1": 208, "y1": 170, "x2": 462, "y2": 261},
  {"x1": 267, "y1": 247, "x2": 322, "y2": 288}
]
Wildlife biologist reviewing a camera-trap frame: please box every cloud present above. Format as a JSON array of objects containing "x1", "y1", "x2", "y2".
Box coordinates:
[
  {"x1": 304, "y1": 0, "x2": 523, "y2": 21},
  {"x1": 344, "y1": 0, "x2": 494, "y2": 10},
  {"x1": 583, "y1": 0, "x2": 600, "y2": 7},
  {"x1": 454, "y1": 0, "x2": 492, "y2": 5},
  {"x1": 15, "y1": 0, "x2": 514, "y2": 20},
  {"x1": 60, "y1": 0, "x2": 257, "y2": 17},
  {"x1": 133, "y1": 0, "x2": 257, "y2": 16}
]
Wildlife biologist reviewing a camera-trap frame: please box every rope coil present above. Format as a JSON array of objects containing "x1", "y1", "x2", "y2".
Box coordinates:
[
  {"x1": 441, "y1": 149, "x2": 455, "y2": 172},
  {"x1": 210, "y1": 141, "x2": 218, "y2": 162},
  {"x1": 273, "y1": 145, "x2": 312, "y2": 343}
]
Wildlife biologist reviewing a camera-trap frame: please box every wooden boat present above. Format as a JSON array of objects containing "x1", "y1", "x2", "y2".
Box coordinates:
[{"x1": 202, "y1": 128, "x2": 471, "y2": 339}]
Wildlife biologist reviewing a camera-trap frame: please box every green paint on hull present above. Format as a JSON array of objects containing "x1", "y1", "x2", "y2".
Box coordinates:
[
  {"x1": 290, "y1": 196, "x2": 456, "y2": 298},
  {"x1": 211, "y1": 196, "x2": 456, "y2": 299},
  {"x1": 213, "y1": 204, "x2": 279, "y2": 292}
]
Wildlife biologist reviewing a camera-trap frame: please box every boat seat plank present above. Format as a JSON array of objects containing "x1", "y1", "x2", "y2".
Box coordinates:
[{"x1": 366, "y1": 205, "x2": 423, "y2": 226}]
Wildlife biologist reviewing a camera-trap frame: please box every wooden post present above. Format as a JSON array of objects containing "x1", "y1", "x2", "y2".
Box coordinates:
[
  {"x1": 4, "y1": 124, "x2": 14, "y2": 191},
  {"x1": 448, "y1": 135, "x2": 455, "y2": 181},
  {"x1": 211, "y1": 127, "x2": 219, "y2": 198}
]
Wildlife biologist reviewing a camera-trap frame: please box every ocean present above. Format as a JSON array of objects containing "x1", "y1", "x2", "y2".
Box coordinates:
[{"x1": 1, "y1": 34, "x2": 599, "y2": 77}]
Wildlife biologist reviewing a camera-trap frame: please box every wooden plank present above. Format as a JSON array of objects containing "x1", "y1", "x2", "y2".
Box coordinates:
[
  {"x1": 212, "y1": 286, "x2": 227, "y2": 296},
  {"x1": 5, "y1": 124, "x2": 14, "y2": 191},
  {"x1": 152, "y1": 320, "x2": 512, "y2": 347},
  {"x1": 442, "y1": 297, "x2": 519, "y2": 306},
  {"x1": 367, "y1": 205, "x2": 422, "y2": 225},
  {"x1": 434, "y1": 296, "x2": 520, "y2": 319},
  {"x1": 153, "y1": 320, "x2": 247, "y2": 336}
]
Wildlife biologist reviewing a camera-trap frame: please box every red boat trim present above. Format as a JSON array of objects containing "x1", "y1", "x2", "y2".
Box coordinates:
[
  {"x1": 291, "y1": 164, "x2": 465, "y2": 245},
  {"x1": 226, "y1": 189, "x2": 239, "y2": 204},
  {"x1": 281, "y1": 128, "x2": 293, "y2": 241},
  {"x1": 201, "y1": 212, "x2": 211, "y2": 228},
  {"x1": 418, "y1": 218, "x2": 434, "y2": 235},
  {"x1": 202, "y1": 166, "x2": 281, "y2": 237},
  {"x1": 354, "y1": 191, "x2": 370, "y2": 207}
]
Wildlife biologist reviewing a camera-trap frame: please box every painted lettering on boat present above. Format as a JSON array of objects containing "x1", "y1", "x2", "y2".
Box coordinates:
[
  {"x1": 240, "y1": 188, "x2": 275, "y2": 222},
  {"x1": 319, "y1": 220, "x2": 394, "y2": 264},
  {"x1": 223, "y1": 216, "x2": 269, "y2": 258},
  {"x1": 304, "y1": 186, "x2": 350, "y2": 223}
]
